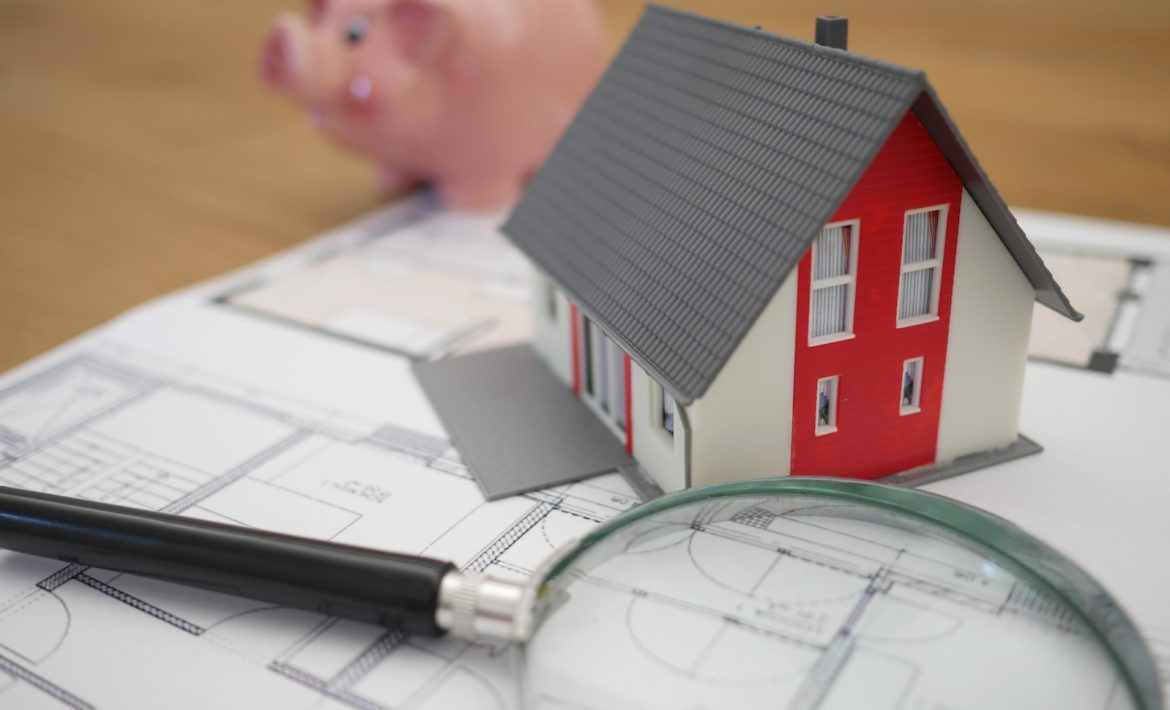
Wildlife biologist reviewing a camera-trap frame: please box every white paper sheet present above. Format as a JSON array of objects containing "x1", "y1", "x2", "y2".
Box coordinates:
[
  {"x1": 0, "y1": 200, "x2": 640, "y2": 709},
  {"x1": 1019, "y1": 209, "x2": 1170, "y2": 378},
  {"x1": 0, "y1": 199, "x2": 1167, "y2": 707},
  {"x1": 0, "y1": 306, "x2": 642, "y2": 708}
]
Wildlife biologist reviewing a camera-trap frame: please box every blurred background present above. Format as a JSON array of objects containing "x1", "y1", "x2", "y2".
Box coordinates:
[{"x1": 1, "y1": 0, "x2": 1168, "y2": 371}]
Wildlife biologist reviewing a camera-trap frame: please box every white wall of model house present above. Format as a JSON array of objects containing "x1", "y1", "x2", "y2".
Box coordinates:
[
  {"x1": 531, "y1": 271, "x2": 687, "y2": 492},
  {"x1": 685, "y1": 273, "x2": 799, "y2": 490},
  {"x1": 935, "y1": 189, "x2": 1035, "y2": 461},
  {"x1": 531, "y1": 275, "x2": 573, "y2": 386},
  {"x1": 530, "y1": 267, "x2": 797, "y2": 495},
  {"x1": 529, "y1": 271, "x2": 803, "y2": 493},
  {"x1": 630, "y1": 362, "x2": 688, "y2": 492}
]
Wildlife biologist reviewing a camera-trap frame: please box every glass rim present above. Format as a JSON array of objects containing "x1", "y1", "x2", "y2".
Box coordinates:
[{"x1": 537, "y1": 477, "x2": 1162, "y2": 710}]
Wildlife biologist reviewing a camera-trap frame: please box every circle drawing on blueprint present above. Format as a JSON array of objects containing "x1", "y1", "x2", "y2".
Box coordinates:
[
  {"x1": 0, "y1": 587, "x2": 71, "y2": 665},
  {"x1": 685, "y1": 514, "x2": 873, "y2": 604},
  {"x1": 523, "y1": 482, "x2": 1155, "y2": 710},
  {"x1": 624, "y1": 592, "x2": 817, "y2": 685},
  {"x1": 539, "y1": 508, "x2": 604, "y2": 553},
  {"x1": 620, "y1": 520, "x2": 693, "y2": 555},
  {"x1": 618, "y1": 513, "x2": 870, "y2": 684}
]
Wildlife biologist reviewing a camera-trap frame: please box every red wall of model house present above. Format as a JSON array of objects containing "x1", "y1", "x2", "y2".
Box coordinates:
[{"x1": 791, "y1": 110, "x2": 963, "y2": 479}]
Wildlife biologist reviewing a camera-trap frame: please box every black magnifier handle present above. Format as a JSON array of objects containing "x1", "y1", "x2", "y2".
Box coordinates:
[{"x1": 0, "y1": 486, "x2": 460, "y2": 637}]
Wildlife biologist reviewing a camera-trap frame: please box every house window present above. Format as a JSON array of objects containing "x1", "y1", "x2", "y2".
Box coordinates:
[
  {"x1": 815, "y1": 376, "x2": 838, "y2": 435},
  {"x1": 901, "y1": 358, "x2": 923, "y2": 414},
  {"x1": 661, "y1": 387, "x2": 675, "y2": 436},
  {"x1": 651, "y1": 381, "x2": 675, "y2": 437},
  {"x1": 594, "y1": 323, "x2": 611, "y2": 413},
  {"x1": 544, "y1": 281, "x2": 557, "y2": 321},
  {"x1": 810, "y1": 222, "x2": 858, "y2": 342},
  {"x1": 898, "y1": 208, "x2": 946, "y2": 323},
  {"x1": 581, "y1": 313, "x2": 630, "y2": 436},
  {"x1": 581, "y1": 316, "x2": 594, "y2": 397},
  {"x1": 614, "y1": 349, "x2": 627, "y2": 430}
]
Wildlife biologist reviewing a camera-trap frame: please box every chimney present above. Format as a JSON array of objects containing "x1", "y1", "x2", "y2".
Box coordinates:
[{"x1": 815, "y1": 16, "x2": 848, "y2": 50}]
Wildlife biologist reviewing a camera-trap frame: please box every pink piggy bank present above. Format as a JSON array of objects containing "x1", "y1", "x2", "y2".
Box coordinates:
[{"x1": 260, "y1": 0, "x2": 606, "y2": 208}]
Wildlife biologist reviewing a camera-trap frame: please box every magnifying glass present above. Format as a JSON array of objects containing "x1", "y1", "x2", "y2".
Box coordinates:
[{"x1": 0, "y1": 479, "x2": 1161, "y2": 709}]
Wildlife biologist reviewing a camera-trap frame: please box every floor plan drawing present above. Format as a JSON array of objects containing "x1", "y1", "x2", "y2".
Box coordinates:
[
  {"x1": 0, "y1": 201, "x2": 1167, "y2": 708},
  {"x1": 526, "y1": 502, "x2": 1138, "y2": 710},
  {"x1": 1028, "y1": 251, "x2": 1158, "y2": 376},
  {"x1": 222, "y1": 203, "x2": 533, "y2": 361},
  {"x1": 0, "y1": 345, "x2": 640, "y2": 709},
  {"x1": 1021, "y1": 210, "x2": 1170, "y2": 379}
]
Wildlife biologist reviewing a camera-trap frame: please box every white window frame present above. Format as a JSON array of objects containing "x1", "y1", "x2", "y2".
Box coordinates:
[
  {"x1": 579, "y1": 313, "x2": 629, "y2": 439},
  {"x1": 614, "y1": 339, "x2": 627, "y2": 431},
  {"x1": 594, "y1": 325, "x2": 611, "y2": 415},
  {"x1": 900, "y1": 357, "x2": 924, "y2": 415},
  {"x1": 808, "y1": 220, "x2": 860, "y2": 346},
  {"x1": 651, "y1": 380, "x2": 675, "y2": 438},
  {"x1": 815, "y1": 376, "x2": 839, "y2": 436},
  {"x1": 580, "y1": 314, "x2": 595, "y2": 398},
  {"x1": 896, "y1": 206, "x2": 948, "y2": 328}
]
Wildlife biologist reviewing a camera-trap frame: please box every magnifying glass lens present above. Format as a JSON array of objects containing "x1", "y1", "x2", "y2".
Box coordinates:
[{"x1": 520, "y1": 482, "x2": 1149, "y2": 710}]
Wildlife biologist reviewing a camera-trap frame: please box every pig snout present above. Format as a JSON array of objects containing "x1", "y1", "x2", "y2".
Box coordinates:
[{"x1": 259, "y1": 13, "x2": 352, "y2": 109}]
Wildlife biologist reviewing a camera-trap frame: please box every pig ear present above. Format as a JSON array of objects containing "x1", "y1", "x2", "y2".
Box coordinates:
[
  {"x1": 387, "y1": 0, "x2": 454, "y2": 64},
  {"x1": 308, "y1": 0, "x2": 327, "y2": 24}
]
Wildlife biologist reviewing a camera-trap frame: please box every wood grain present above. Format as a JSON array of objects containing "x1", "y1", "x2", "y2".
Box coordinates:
[{"x1": 1, "y1": 0, "x2": 1167, "y2": 371}]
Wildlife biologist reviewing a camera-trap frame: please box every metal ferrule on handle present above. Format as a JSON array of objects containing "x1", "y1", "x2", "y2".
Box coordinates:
[{"x1": 435, "y1": 571, "x2": 533, "y2": 642}]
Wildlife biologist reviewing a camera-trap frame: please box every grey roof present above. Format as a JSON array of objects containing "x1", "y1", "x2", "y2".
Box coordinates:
[{"x1": 503, "y1": 5, "x2": 1079, "y2": 404}]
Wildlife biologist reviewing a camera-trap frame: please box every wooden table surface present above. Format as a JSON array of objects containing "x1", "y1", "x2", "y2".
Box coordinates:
[{"x1": 1, "y1": 0, "x2": 1168, "y2": 372}]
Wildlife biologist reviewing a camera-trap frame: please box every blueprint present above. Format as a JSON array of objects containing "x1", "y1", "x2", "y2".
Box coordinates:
[
  {"x1": 222, "y1": 200, "x2": 532, "y2": 360},
  {"x1": 1022, "y1": 209, "x2": 1170, "y2": 379},
  {"x1": 0, "y1": 198, "x2": 1167, "y2": 707},
  {"x1": 0, "y1": 340, "x2": 638, "y2": 709},
  {"x1": 527, "y1": 500, "x2": 1138, "y2": 709},
  {"x1": 0, "y1": 205, "x2": 640, "y2": 709}
]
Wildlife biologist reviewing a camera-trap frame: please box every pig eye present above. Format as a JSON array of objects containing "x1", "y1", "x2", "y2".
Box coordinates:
[{"x1": 345, "y1": 16, "x2": 370, "y2": 45}]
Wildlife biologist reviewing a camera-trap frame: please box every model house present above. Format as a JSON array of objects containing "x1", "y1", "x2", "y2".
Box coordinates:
[{"x1": 501, "y1": 7, "x2": 1080, "y2": 493}]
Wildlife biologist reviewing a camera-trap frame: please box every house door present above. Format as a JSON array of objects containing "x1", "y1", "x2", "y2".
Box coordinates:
[{"x1": 579, "y1": 315, "x2": 631, "y2": 448}]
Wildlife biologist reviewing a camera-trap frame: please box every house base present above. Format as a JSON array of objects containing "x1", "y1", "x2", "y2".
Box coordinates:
[
  {"x1": 412, "y1": 344, "x2": 634, "y2": 499},
  {"x1": 617, "y1": 435, "x2": 1042, "y2": 504},
  {"x1": 879, "y1": 434, "x2": 1043, "y2": 488},
  {"x1": 617, "y1": 463, "x2": 667, "y2": 502},
  {"x1": 413, "y1": 336, "x2": 1041, "y2": 500}
]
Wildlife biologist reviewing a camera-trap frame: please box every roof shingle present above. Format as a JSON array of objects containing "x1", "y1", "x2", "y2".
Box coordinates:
[{"x1": 503, "y1": 5, "x2": 1078, "y2": 403}]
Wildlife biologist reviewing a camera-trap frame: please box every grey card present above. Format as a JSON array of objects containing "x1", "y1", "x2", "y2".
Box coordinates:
[{"x1": 413, "y1": 344, "x2": 634, "y2": 500}]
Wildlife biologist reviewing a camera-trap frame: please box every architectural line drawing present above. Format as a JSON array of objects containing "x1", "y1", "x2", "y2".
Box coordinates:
[
  {"x1": 267, "y1": 628, "x2": 420, "y2": 710},
  {"x1": 1018, "y1": 208, "x2": 1170, "y2": 379},
  {"x1": 0, "y1": 650, "x2": 93, "y2": 710},
  {"x1": 0, "y1": 358, "x2": 153, "y2": 457},
  {"x1": 222, "y1": 204, "x2": 535, "y2": 361},
  {"x1": 527, "y1": 504, "x2": 1132, "y2": 709},
  {"x1": 0, "y1": 344, "x2": 640, "y2": 709},
  {"x1": 1029, "y1": 252, "x2": 1169, "y2": 378},
  {"x1": 0, "y1": 171, "x2": 1162, "y2": 707},
  {"x1": 74, "y1": 574, "x2": 204, "y2": 636},
  {"x1": 161, "y1": 429, "x2": 313, "y2": 514}
]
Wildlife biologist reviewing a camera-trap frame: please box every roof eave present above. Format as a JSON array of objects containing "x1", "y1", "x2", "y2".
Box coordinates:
[{"x1": 912, "y1": 88, "x2": 1083, "y2": 322}]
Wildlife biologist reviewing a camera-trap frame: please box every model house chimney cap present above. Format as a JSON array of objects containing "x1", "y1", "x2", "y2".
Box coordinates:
[{"x1": 815, "y1": 16, "x2": 848, "y2": 50}]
